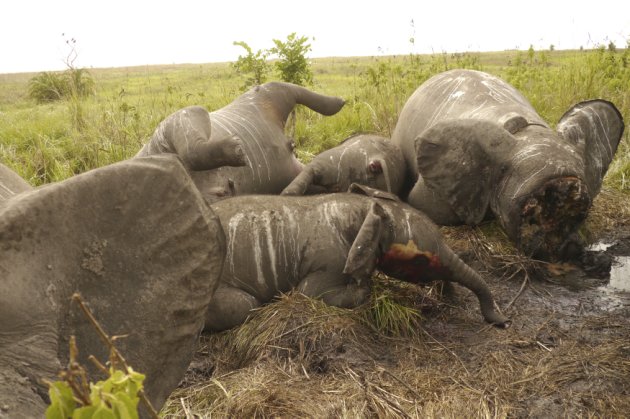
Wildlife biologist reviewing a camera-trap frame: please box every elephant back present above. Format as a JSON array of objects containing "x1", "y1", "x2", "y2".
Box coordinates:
[{"x1": 393, "y1": 69, "x2": 547, "y2": 176}]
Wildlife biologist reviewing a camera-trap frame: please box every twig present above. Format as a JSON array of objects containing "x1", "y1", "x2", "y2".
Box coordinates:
[
  {"x1": 381, "y1": 369, "x2": 422, "y2": 400},
  {"x1": 420, "y1": 327, "x2": 470, "y2": 376},
  {"x1": 72, "y1": 293, "x2": 159, "y2": 418},
  {"x1": 506, "y1": 270, "x2": 530, "y2": 309}
]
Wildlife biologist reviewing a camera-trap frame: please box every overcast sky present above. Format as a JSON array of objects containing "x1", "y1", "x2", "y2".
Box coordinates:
[{"x1": 1, "y1": 0, "x2": 628, "y2": 74}]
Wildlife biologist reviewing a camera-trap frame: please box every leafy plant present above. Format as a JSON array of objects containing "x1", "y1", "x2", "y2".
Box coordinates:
[
  {"x1": 28, "y1": 72, "x2": 70, "y2": 103},
  {"x1": 232, "y1": 41, "x2": 270, "y2": 90},
  {"x1": 269, "y1": 32, "x2": 313, "y2": 86},
  {"x1": 44, "y1": 294, "x2": 158, "y2": 419}
]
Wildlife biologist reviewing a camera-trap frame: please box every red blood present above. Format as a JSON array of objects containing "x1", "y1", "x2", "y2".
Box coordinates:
[{"x1": 377, "y1": 241, "x2": 450, "y2": 284}]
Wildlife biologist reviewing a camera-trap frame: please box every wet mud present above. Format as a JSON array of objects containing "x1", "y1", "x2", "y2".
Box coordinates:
[{"x1": 168, "y1": 225, "x2": 630, "y2": 417}]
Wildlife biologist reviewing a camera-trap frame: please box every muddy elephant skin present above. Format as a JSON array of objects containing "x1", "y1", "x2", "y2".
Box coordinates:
[
  {"x1": 0, "y1": 155, "x2": 225, "y2": 416},
  {"x1": 137, "y1": 82, "x2": 345, "y2": 202},
  {"x1": 392, "y1": 69, "x2": 624, "y2": 259},
  {"x1": 206, "y1": 185, "x2": 509, "y2": 332},
  {"x1": 281, "y1": 134, "x2": 406, "y2": 196}
]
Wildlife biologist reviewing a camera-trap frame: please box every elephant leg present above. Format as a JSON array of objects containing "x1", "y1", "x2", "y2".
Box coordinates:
[
  {"x1": 192, "y1": 134, "x2": 246, "y2": 170},
  {"x1": 297, "y1": 271, "x2": 371, "y2": 308},
  {"x1": 204, "y1": 286, "x2": 262, "y2": 331}
]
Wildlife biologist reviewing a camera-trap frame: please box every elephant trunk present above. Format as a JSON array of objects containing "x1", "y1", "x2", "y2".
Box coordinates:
[
  {"x1": 442, "y1": 250, "x2": 510, "y2": 327},
  {"x1": 281, "y1": 166, "x2": 314, "y2": 195}
]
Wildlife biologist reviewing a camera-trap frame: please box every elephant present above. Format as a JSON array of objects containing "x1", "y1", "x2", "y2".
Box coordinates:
[
  {"x1": 0, "y1": 155, "x2": 225, "y2": 416},
  {"x1": 205, "y1": 184, "x2": 509, "y2": 332},
  {"x1": 392, "y1": 69, "x2": 624, "y2": 260},
  {"x1": 281, "y1": 133, "x2": 407, "y2": 196},
  {"x1": 137, "y1": 81, "x2": 345, "y2": 203}
]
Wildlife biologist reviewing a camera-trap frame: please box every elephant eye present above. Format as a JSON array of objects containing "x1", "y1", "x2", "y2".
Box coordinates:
[
  {"x1": 288, "y1": 140, "x2": 296, "y2": 151},
  {"x1": 368, "y1": 160, "x2": 383, "y2": 174},
  {"x1": 422, "y1": 141, "x2": 440, "y2": 150}
]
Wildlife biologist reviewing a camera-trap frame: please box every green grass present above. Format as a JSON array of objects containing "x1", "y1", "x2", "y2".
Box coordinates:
[{"x1": 1, "y1": 47, "x2": 629, "y2": 190}]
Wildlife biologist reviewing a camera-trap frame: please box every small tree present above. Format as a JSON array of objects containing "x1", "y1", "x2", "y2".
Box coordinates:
[
  {"x1": 269, "y1": 33, "x2": 313, "y2": 86},
  {"x1": 232, "y1": 41, "x2": 270, "y2": 89}
]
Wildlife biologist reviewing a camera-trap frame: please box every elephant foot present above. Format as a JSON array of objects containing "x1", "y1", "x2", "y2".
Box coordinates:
[
  {"x1": 518, "y1": 176, "x2": 591, "y2": 260},
  {"x1": 211, "y1": 134, "x2": 247, "y2": 168}
]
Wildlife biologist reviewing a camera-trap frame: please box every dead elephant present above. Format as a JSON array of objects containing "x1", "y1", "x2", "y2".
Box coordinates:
[
  {"x1": 0, "y1": 155, "x2": 225, "y2": 416},
  {"x1": 392, "y1": 69, "x2": 624, "y2": 260},
  {"x1": 205, "y1": 184, "x2": 509, "y2": 332},
  {"x1": 281, "y1": 133, "x2": 406, "y2": 196},
  {"x1": 137, "y1": 81, "x2": 345, "y2": 202}
]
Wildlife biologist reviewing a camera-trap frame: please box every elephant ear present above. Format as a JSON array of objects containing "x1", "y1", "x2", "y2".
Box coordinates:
[
  {"x1": 347, "y1": 183, "x2": 401, "y2": 202},
  {"x1": 556, "y1": 99, "x2": 624, "y2": 195},
  {"x1": 343, "y1": 201, "x2": 385, "y2": 282},
  {"x1": 415, "y1": 119, "x2": 517, "y2": 225}
]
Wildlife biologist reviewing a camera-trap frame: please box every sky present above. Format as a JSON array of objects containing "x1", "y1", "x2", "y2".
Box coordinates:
[{"x1": 1, "y1": 0, "x2": 629, "y2": 74}]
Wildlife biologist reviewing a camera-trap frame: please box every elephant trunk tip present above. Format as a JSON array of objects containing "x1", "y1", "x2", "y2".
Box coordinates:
[{"x1": 486, "y1": 311, "x2": 511, "y2": 328}]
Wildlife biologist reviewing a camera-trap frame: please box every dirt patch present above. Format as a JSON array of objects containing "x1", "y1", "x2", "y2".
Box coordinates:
[{"x1": 162, "y1": 190, "x2": 630, "y2": 417}]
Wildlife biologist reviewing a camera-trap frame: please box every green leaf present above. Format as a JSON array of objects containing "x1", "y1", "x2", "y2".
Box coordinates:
[{"x1": 46, "y1": 381, "x2": 76, "y2": 419}]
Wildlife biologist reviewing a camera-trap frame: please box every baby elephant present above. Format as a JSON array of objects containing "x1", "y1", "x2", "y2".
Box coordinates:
[
  {"x1": 206, "y1": 184, "x2": 509, "y2": 331},
  {"x1": 281, "y1": 134, "x2": 406, "y2": 196}
]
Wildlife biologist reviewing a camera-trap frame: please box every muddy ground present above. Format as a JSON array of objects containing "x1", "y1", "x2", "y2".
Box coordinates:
[{"x1": 162, "y1": 191, "x2": 630, "y2": 418}]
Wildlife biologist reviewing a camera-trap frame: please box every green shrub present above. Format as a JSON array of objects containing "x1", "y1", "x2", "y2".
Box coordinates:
[
  {"x1": 28, "y1": 72, "x2": 69, "y2": 103},
  {"x1": 28, "y1": 68, "x2": 94, "y2": 104}
]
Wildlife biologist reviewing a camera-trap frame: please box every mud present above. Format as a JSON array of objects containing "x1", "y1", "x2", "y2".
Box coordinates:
[{"x1": 167, "y1": 224, "x2": 630, "y2": 417}]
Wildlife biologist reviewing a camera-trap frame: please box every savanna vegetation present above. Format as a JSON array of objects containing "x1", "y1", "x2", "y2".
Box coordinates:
[
  {"x1": 1, "y1": 43, "x2": 629, "y2": 190},
  {"x1": 2, "y1": 40, "x2": 630, "y2": 418}
]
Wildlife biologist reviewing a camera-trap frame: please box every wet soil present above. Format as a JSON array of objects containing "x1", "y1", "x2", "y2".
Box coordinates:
[{"x1": 168, "y1": 226, "x2": 630, "y2": 417}]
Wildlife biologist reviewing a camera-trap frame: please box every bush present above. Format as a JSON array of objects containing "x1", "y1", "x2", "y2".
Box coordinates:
[
  {"x1": 28, "y1": 72, "x2": 69, "y2": 103},
  {"x1": 28, "y1": 68, "x2": 94, "y2": 103}
]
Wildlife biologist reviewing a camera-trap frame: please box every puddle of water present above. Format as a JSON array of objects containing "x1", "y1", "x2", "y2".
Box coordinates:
[
  {"x1": 586, "y1": 240, "x2": 630, "y2": 311},
  {"x1": 606, "y1": 256, "x2": 630, "y2": 291}
]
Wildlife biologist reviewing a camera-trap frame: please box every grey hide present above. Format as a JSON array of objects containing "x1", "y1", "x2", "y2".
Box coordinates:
[
  {"x1": 0, "y1": 155, "x2": 225, "y2": 417},
  {"x1": 137, "y1": 81, "x2": 345, "y2": 203},
  {"x1": 392, "y1": 69, "x2": 624, "y2": 259},
  {"x1": 281, "y1": 134, "x2": 407, "y2": 196},
  {"x1": 206, "y1": 184, "x2": 509, "y2": 332}
]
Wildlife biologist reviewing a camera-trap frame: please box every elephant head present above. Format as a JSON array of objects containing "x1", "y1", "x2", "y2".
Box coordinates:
[
  {"x1": 393, "y1": 69, "x2": 624, "y2": 260},
  {"x1": 0, "y1": 155, "x2": 225, "y2": 415},
  {"x1": 281, "y1": 134, "x2": 406, "y2": 196},
  {"x1": 138, "y1": 82, "x2": 345, "y2": 203}
]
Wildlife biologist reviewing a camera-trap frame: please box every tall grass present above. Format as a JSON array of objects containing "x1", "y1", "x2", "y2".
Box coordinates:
[{"x1": 1, "y1": 47, "x2": 628, "y2": 190}]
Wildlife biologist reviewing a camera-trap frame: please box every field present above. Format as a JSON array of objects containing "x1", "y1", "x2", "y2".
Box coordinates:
[{"x1": 2, "y1": 47, "x2": 630, "y2": 417}]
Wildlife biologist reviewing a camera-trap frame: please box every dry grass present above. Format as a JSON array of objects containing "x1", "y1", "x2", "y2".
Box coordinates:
[{"x1": 161, "y1": 193, "x2": 630, "y2": 418}]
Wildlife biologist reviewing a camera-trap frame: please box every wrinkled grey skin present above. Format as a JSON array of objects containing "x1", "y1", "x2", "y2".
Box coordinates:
[
  {"x1": 137, "y1": 82, "x2": 345, "y2": 202},
  {"x1": 206, "y1": 184, "x2": 509, "y2": 332},
  {"x1": 0, "y1": 155, "x2": 225, "y2": 417},
  {"x1": 392, "y1": 69, "x2": 624, "y2": 259},
  {"x1": 281, "y1": 134, "x2": 407, "y2": 196}
]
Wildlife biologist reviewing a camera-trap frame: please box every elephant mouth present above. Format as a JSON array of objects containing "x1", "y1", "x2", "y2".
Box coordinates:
[
  {"x1": 377, "y1": 240, "x2": 450, "y2": 284},
  {"x1": 517, "y1": 176, "x2": 591, "y2": 260}
]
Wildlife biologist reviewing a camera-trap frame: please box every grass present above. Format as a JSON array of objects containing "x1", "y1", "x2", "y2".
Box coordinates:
[{"x1": 1, "y1": 46, "x2": 629, "y2": 188}]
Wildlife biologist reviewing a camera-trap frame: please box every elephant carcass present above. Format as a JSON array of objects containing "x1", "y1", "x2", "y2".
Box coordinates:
[
  {"x1": 0, "y1": 155, "x2": 225, "y2": 416},
  {"x1": 281, "y1": 134, "x2": 407, "y2": 196},
  {"x1": 392, "y1": 69, "x2": 624, "y2": 259},
  {"x1": 205, "y1": 184, "x2": 509, "y2": 331},
  {"x1": 137, "y1": 81, "x2": 345, "y2": 202}
]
